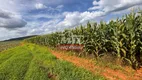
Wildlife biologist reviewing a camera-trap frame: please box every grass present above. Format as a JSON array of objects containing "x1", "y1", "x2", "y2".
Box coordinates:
[
  {"x1": 53, "y1": 48, "x2": 128, "y2": 71},
  {"x1": 94, "y1": 54, "x2": 126, "y2": 71},
  {"x1": 51, "y1": 46, "x2": 129, "y2": 72},
  {"x1": 0, "y1": 41, "x2": 20, "y2": 52},
  {"x1": 0, "y1": 43, "x2": 105, "y2": 80}
]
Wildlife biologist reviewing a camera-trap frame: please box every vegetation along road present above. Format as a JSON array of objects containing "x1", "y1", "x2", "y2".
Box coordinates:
[{"x1": 0, "y1": 43, "x2": 105, "y2": 80}]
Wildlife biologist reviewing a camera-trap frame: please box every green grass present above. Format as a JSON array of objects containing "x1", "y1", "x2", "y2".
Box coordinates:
[
  {"x1": 0, "y1": 41, "x2": 20, "y2": 52},
  {"x1": 0, "y1": 43, "x2": 105, "y2": 80}
]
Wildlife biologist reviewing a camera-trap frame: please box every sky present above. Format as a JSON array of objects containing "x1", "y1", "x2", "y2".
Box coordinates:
[{"x1": 0, "y1": 0, "x2": 142, "y2": 41}]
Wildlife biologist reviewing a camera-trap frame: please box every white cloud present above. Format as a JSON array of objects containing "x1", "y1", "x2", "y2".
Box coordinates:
[
  {"x1": 52, "y1": 11, "x2": 105, "y2": 31},
  {"x1": 89, "y1": 0, "x2": 142, "y2": 13},
  {"x1": 0, "y1": 9, "x2": 27, "y2": 29},
  {"x1": 53, "y1": 0, "x2": 142, "y2": 33},
  {"x1": 1, "y1": 0, "x2": 142, "y2": 41},
  {"x1": 0, "y1": 28, "x2": 25, "y2": 41},
  {"x1": 25, "y1": 13, "x2": 62, "y2": 21},
  {"x1": 22, "y1": 0, "x2": 142, "y2": 37},
  {"x1": 35, "y1": 3, "x2": 47, "y2": 9},
  {"x1": 56, "y1": 5, "x2": 64, "y2": 9}
]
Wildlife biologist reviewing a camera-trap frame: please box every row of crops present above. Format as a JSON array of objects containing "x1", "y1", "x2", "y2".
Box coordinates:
[{"x1": 25, "y1": 11, "x2": 142, "y2": 69}]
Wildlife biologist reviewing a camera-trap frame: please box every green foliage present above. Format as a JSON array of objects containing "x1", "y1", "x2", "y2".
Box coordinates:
[
  {"x1": 25, "y1": 11, "x2": 142, "y2": 69},
  {"x1": 0, "y1": 44, "x2": 104, "y2": 80}
]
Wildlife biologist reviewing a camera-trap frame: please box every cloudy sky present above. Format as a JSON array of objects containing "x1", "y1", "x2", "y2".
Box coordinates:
[{"x1": 0, "y1": 0, "x2": 142, "y2": 41}]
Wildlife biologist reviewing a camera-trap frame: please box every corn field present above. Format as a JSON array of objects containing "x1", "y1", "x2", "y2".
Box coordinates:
[{"x1": 25, "y1": 11, "x2": 142, "y2": 69}]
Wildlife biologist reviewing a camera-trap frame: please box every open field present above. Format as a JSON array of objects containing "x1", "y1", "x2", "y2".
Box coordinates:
[
  {"x1": 0, "y1": 43, "x2": 105, "y2": 80},
  {"x1": 0, "y1": 43, "x2": 141, "y2": 80},
  {"x1": 0, "y1": 41, "x2": 21, "y2": 52},
  {"x1": 0, "y1": 10, "x2": 142, "y2": 80},
  {"x1": 0, "y1": 1, "x2": 142, "y2": 80}
]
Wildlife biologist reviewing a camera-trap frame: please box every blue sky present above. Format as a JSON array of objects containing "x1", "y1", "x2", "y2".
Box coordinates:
[{"x1": 0, "y1": 0, "x2": 142, "y2": 41}]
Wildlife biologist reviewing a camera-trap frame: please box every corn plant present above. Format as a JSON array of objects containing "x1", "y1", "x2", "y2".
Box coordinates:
[{"x1": 25, "y1": 10, "x2": 142, "y2": 69}]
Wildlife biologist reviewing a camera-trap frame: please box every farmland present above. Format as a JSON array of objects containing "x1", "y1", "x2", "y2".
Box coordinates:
[
  {"x1": 0, "y1": 43, "x2": 104, "y2": 80},
  {"x1": 1, "y1": 0, "x2": 142, "y2": 80},
  {"x1": 25, "y1": 11, "x2": 142, "y2": 70},
  {"x1": 0, "y1": 41, "x2": 21, "y2": 52},
  {"x1": 0, "y1": 10, "x2": 142, "y2": 80},
  {"x1": 0, "y1": 36, "x2": 36, "y2": 52}
]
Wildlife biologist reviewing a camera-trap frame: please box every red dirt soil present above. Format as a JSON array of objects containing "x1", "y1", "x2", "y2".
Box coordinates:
[{"x1": 50, "y1": 50, "x2": 142, "y2": 80}]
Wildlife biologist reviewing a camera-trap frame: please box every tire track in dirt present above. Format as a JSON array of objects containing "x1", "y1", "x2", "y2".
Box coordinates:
[{"x1": 50, "y1": 50, "x2": 131, "y2": 80}]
